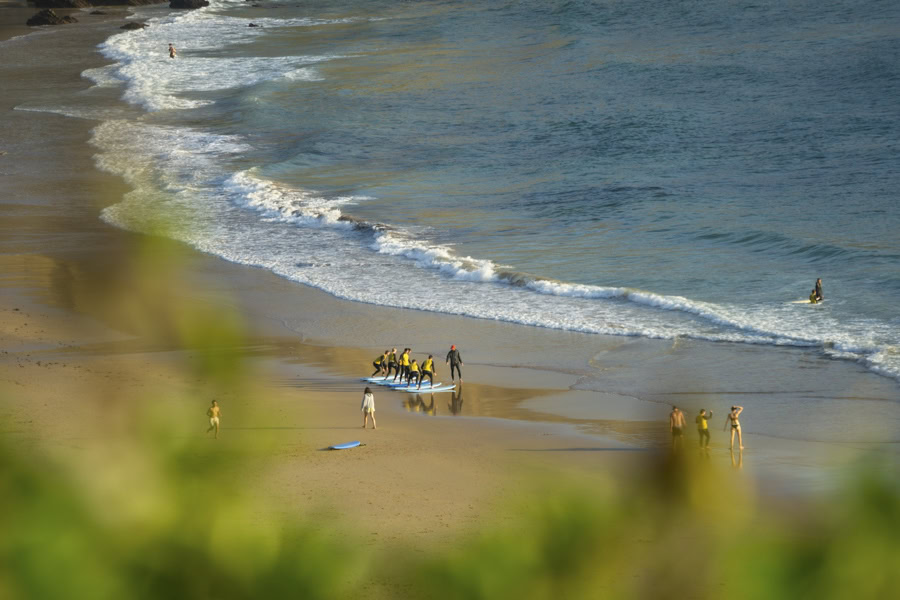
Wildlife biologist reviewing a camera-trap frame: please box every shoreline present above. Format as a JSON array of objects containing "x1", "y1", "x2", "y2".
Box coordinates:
[{"x1": 1, "y1": 1, "x2": 897, "y2": 508}]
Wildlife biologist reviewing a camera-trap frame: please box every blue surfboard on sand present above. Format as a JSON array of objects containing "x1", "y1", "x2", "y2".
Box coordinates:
[
  {"x1": 329, "y1": 441, "x2": 362, "y2": 450},
  {"x1": 405, "y1": 384, "x2": 455, "y2": 393},
  {"x1": 389, "y1": 382, "x2": 441, "y2": 389}
]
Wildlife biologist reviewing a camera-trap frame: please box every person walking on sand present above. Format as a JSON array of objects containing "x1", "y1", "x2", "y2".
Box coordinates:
[
  {"x1": 206, "y1": 400, "x2": 220, "y2": 439},
  {"x1": 446, "y1": 344, "x2": 463, "y2": 383},
  {"x1": 696, "y1": 408, "x2": 712, "y2": 449},
  {"x1": 418, "y1": 354, "x2": 436, "y2": 389},
  {"x1": 669, "y1": 405, "x2": 685, "y2": 450},
  {"x1": 724, "y1": 405, "x2": 744, "y2": 449},
  {"x1": 361, "y1": 387, "x2": 376, "y2": 429},
  {"x1": 168, "y1": 43, "x2": 176, "y2": 59}
]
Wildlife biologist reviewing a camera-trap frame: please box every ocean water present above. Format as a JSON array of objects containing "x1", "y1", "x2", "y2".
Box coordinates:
[{"x1": 84, "y1": 0, "x2": 900, "y2": 387}]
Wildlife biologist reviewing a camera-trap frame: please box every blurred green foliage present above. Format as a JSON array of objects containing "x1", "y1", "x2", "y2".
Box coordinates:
[{"x1": 2, "y1": 430, "x2": 898, "y2": 599}]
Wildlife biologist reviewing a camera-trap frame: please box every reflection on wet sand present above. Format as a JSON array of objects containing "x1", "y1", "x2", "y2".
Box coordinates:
[
  {"x1": 731, "y1": 448, "x2": 744, "y2": 470},
  {"x1": 448, "y1": 389, "x2": 463, "y2": 415},
  {"x1": 403, "y1": 394, "x2": 436, "y2": 416}
]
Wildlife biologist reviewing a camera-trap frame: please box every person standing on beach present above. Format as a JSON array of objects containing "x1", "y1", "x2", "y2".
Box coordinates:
[
  {"x1": 815, "y1": 278, "x2": 823, "y2": 301},
  {"x1": 696, "y1": 408, "x2": 712, "y2": 449},
  {"x1": 418, "y1": 354, "x2": 436, "y2": 389},
  {"x1": 387, "y1": 347, "x2": 398, "y2": 379},
  {"x1": 724, "y1": 405, "x2": 744, "y2": 450},
  {"x1": 168, "y1": 43, "x2": 176, "y2": 59},
  {"x1": 394, "y1": 348, "x2": 411, "y2": 383},
  {"x1": 446, "y1": 345, "x2": 463, "y2": 383},
  {"x1": 669, "y1": 405, "x2": 685, "y2": 449},
  {"x1": 206, "y1": 400, "x2": 220, "y2": 439},
  {"x1": 361, "y1": 387, "x2": 376, "y2": 429}
]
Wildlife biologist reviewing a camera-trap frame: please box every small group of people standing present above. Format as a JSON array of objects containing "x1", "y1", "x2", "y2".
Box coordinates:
[
  {"x1": 370, "y1": 344, "x2": 464, "y2": 389},
  {"x1": 670, "y1": 405, "x2": 744, "y2": 450}
]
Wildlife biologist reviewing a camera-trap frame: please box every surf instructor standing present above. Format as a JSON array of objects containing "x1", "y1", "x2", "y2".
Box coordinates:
[{"x1": 446, "y1": 345, "x2": 463, "y2": 383}]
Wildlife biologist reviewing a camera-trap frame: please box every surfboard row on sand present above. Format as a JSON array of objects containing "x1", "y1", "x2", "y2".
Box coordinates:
[{"x1": 362, "y1": 375, "x2": 456, "y2": 393}]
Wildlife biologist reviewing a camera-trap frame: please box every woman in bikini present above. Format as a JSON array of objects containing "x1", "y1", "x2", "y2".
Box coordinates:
[{"x1": 724, "y1": 405, "x2": 744, "y2": 450}]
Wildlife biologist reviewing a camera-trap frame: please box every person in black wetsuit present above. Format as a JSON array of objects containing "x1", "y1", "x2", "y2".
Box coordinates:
[
  {"x1": 446, "y1": 345, "x2": 463, "y2": 383},
  {"x1": 815, "y1": 278, "x2": 823, "y2": 301}
]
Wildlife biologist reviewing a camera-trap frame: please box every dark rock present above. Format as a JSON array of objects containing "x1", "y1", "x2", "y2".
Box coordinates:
[
  {"x1": 120, "y1": 21, "x2": 147, "y2": 30},
  {"x1": 32, "y1": 0, "x2": 90, "y2": 8},
  {"x1": 90, "y1": 10, "x2": 108, "y2": 14},
  {"x1": 248, "y1": 23, "x2": 259, "y2": 27},
  {"x1": 26, "y1": 9, "x2": 78, "y2": 26},
  {"x1": 169, "y1": 0, "x2": 209, "y2": 9}
]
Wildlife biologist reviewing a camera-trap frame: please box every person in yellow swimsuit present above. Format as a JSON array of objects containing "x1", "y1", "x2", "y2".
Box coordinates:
[
  {"x1": 371, "y1": 350, "x2": 388, "y2": 377},
  {"x1": 394, "y1": 348, "x2": 411, "y2": 383},
  {"x1": 695, "y1": 408, "x2": 712, "y2": 449},
  {"x1": 418, "y1": 354, "x2": 436, "y2": 389},
  {"x1": 206, "y1": 400, "x2": 220, "y2": 439},
  {"x1": 408, "y1": 359, "x2": 420, "y2": 386}
]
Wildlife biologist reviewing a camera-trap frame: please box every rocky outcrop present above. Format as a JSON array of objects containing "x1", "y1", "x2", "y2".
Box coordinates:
[
  {"x1": 26, "y1": 9, "x2": 78, "y2": 26},
  {"x1": 32, "y1": 0, "x2": 91, "y2": 8},
  {"x1": 120, "y1": 21, "x2": 147, "y2": 30},
  {"x1": 33, "y1": 0, "x2": 168, "y2": 6},
  {"x1": 169, "y1": 0, "x2": 209, "y2": 9},
  {"x1": 89, "y1": 10, "x2": 108, "y2": 14}
]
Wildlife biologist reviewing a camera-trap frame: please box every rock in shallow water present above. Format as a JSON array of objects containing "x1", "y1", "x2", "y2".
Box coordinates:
[
  {"x1": 169, "y1": 0, "x2": 209, "y2": 9},
  {"x1": 26, "y1": 9, "x2": 78, "y2": 26}
]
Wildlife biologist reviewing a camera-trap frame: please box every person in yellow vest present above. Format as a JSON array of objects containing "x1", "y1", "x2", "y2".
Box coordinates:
[
  {"x1": 696, "y1": 408, "x2": 712, "y2": 449},
  {"x1": 371, "y1": 350, "x2": 389, "y2": 377},
  {"x1": 393, "y1": 348, "x2": 411, "y2": 383},
  {"x1": 809, "y1": 289, "x2": 818, "y2": 304},
  {"x1": 418, "y1": 354, "x2": 436, "y2": 389},
  {"x1": 386, "y1": 347, "x2": 398, "y2": 378},
  {"x1": 408, "y1": 359, "x2": 421, "y2": 387}
]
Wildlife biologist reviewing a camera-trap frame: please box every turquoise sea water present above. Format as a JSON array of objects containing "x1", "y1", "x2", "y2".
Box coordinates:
[
  {"x1": 85, "y1": 0, "x2": 900, "y2": 382},
  {"x1": 66, "y1": 1, "x2": 900, "y2": 392}
]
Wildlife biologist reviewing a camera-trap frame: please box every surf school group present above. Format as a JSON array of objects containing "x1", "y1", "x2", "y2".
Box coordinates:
[{"x1": 367, "y1": 345, "x2": 463, "y2": 391}]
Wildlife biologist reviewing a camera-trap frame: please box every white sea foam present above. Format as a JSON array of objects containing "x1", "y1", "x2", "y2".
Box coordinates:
[{"x1": 96, "y1": 2, "x2": 351, "y2": 111}]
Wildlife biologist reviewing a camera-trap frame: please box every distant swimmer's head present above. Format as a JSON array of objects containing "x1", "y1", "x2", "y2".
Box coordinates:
[{"x1": 451, "y1": 345, "x2": 456, "y2": 350}]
